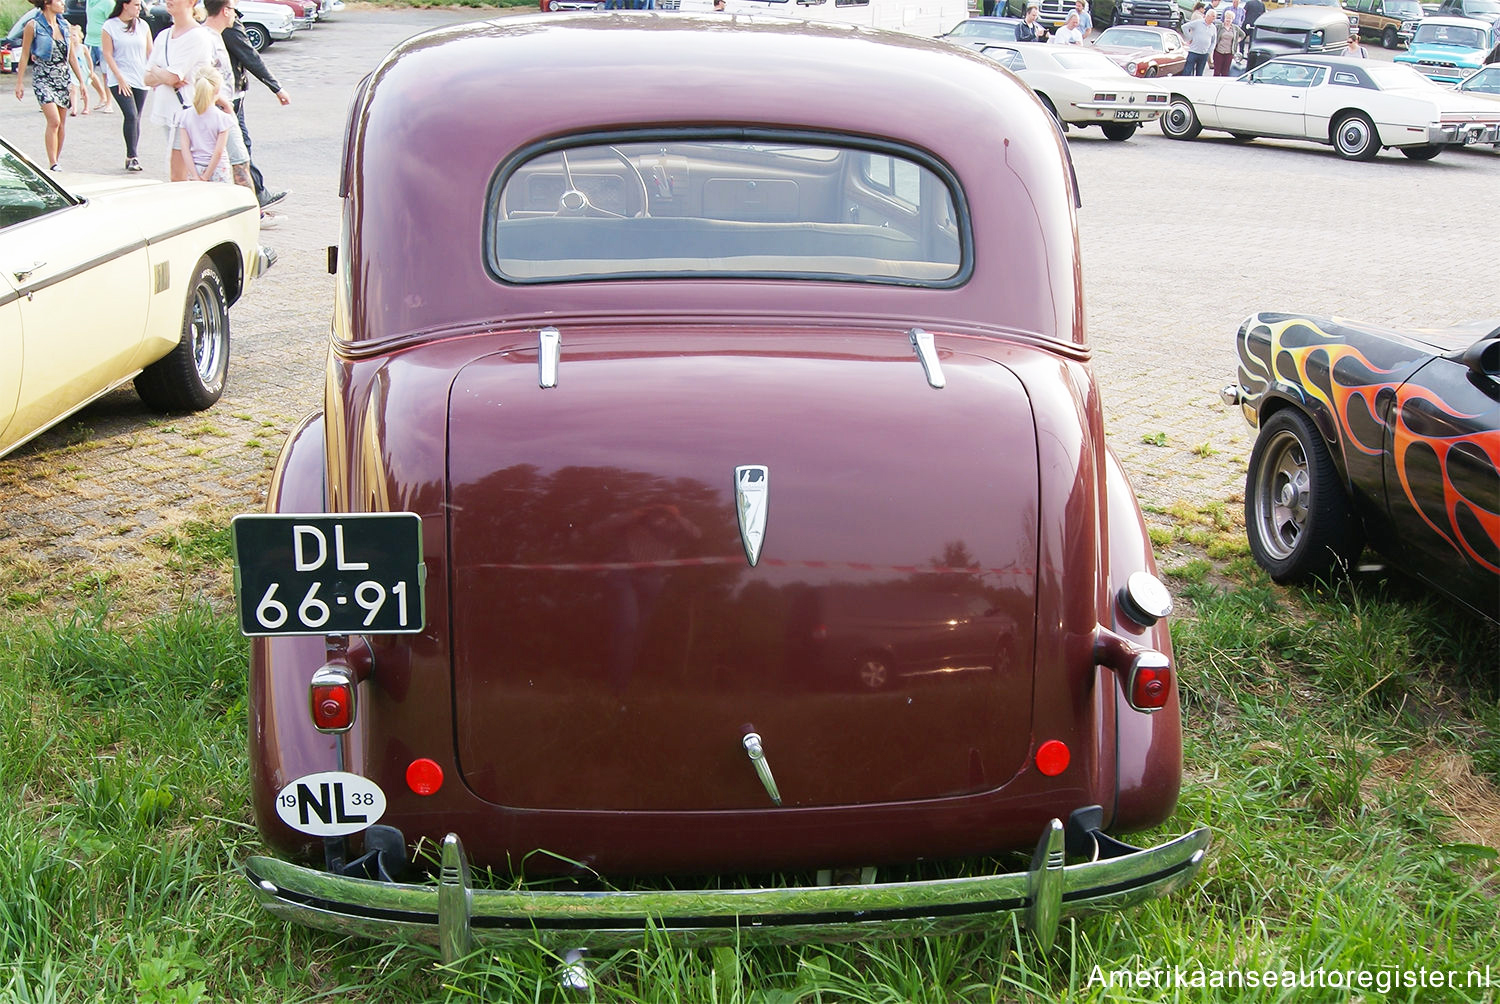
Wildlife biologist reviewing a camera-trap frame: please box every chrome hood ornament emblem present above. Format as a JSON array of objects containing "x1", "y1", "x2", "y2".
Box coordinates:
[{"x1": 734, "y1": 465, "x2": 769, "y2": 567}]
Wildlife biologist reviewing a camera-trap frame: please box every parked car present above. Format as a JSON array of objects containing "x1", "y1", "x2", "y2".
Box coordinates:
[
  {"x1": 1458, "y1": 61, "x2": 1500, "y2": 91},
  {"x1": 1090, "y1": 23, "x2": 1188, "y2": 74},
  {"x1": 1434, "y1": 0, "x2": 1500, "y2": 23},
  {"x1": 144, "y1": 0, "x2": 312, "y2": 37},
  {"x1": 1456, "y1": 64, "x2": 1500, "y2": 142},
  {"x1": 1036, "y1": 0, "x2": 1134, "y2": 30},
  {"x1": 1245, "y1": 6, "x2": 1353, "y2": 67},
  {"x1": 1282, "y1": 0, "x2": 1362, "y2": 31},
  {"x1": 233, "y1": 0, "x2": 299, "y2": 49},
  {"x1": 1223, "y1": 314, "x2": 1499, "y2": 622},
  {"x1": 980, "y1": 42, "x2": 1170, "y2": 138},
  {"x1": 233, "y1": 13, "x2": 1207, "y2": 959},
  {"x1": 1347, "y1": 0, "x2": 1426, "y2": 45},
  {"x1": 1160, "y1": 54, "x2": 1500, "y2": 157},
  {"x1": 0, "y1": 136, "x2": 273, "y2": 459},
  {"x1": 1394, "y1": 16, "x2": 1496, "y2": 81},
  {"x1": 938, "y1": 15, "x2": 1025, "y2": 47},
  {"x1": 1110, "y1": 0, "x2": 1189, "y2": 30}
]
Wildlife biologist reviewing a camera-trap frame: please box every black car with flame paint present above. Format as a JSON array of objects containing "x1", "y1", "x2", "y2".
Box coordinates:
[{"x1": 1224, "y1": 313, "x2": 1499, "y2": 621}]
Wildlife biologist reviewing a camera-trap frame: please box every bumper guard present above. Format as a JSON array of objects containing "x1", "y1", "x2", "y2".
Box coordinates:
[{"x1": 245, "y1": 818, "x2": 1210, "y2": 961}]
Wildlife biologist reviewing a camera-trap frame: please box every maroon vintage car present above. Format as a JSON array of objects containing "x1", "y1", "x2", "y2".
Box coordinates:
[
  {"x1": 233, "y1": 13, "x2": 1208, "y2": 961},
  {"x1": 1088, "y1": 24, "x2": 1189, "y2": 76}
]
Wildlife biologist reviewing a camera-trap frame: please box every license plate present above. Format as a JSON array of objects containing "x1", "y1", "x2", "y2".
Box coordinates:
[
  {"x1": 1145, "y1": 18, "x2": 1158, "y2": 24},
  {"x1": 1115, "y1": 109, "x2": 1141, "y2": 120},
  {"x1": 233, "y1": 513, "x2": 426, "y2": 636}
]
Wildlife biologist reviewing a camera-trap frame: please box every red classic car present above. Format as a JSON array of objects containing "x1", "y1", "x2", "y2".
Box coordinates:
[
  {"x1": 233, "y1": 14, "x2": 1208, "y2": 960},
  {"x1": 1089, "y1": 24, "x2": 1190, "y2": 76}
]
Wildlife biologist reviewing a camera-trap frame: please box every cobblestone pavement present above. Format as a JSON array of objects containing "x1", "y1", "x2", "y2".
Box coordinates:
[{"x1": 2, "y1": 16, "x2": 1498, "y2": 610}]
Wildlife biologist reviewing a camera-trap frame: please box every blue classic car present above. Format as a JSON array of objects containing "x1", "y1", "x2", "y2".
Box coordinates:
[{"x1": 1394, "y1": 15, "x2": 1496, "y2": 82}]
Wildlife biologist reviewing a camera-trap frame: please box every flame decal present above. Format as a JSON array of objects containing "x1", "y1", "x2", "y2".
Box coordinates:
[{"x1": 1260, "y1": 318, "x2": 1500, "y2": 574}]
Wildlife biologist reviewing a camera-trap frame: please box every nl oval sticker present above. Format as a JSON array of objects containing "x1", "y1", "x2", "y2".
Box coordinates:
[{"x1": 275, "y1": 771, "x2": 386, "y2": 837}]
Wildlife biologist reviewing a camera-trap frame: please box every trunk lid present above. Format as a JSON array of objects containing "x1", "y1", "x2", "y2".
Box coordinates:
[{"x1": 447, "y1": 327, "x2": 1040, "y2": 811}]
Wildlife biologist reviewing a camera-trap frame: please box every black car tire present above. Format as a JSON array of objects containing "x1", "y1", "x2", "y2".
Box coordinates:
[
  {"x1": 1160, "y1": 97, "x2": 1201, "y2": 139},
  {"x1": 243, "y1": 22, "x2": 268, "y2": 51},
  {"x1": 1101, "y1": 122, "x2": 1138, "y2": 141},
  {"x1": 1245, "y1": 409, "x2": 1363, "y2": 583},
  {"x1": 1146, "y1": 64, "x2": 1160, "y2": 76},
  {"x1": 1382, "y1": 25, "x2": 1398, "y2": 47},
  {"x1": 1038, "y1": 93, "x2": 1060, "y2": 123},
  {"x1": 1332, "y1": 111, "x2": 1380, "y2": 161},
  {"x1": 1400, "y1": 143, "x2": 1443, "y2": 160},
  {"x1": 135, "y1": 257, "x2": 230, "y2": 412}
]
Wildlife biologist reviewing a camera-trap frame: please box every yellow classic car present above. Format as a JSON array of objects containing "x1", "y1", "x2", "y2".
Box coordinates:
[{"x1": 0, "y1": 135, "x2": 273, "y2": 459}]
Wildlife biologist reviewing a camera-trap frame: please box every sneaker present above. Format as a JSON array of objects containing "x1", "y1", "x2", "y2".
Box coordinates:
[
  {"x1": 258, "y1": 189, "x2": 289, "y2": 209},
  {"x1": 125, "y1": 158, "x2": 142, "y2": 172},
  {"x1": 258, "y1": 210, "x2": 283, "y2": 230}
]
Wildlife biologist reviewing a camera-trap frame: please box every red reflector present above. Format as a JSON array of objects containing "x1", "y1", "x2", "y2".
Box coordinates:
[
  {"x1": 1131, "y1": 663, "x2": 1172, "y2": 710},
  {"x1": 310, "y1": 683, "x2": 353, "y2": 731},
  {"x1": 407, "y1": 758, "x2": 444, "y2": 796},
  {"x1": 1035, "y1": 740, "x2": 1071, "y2": 777}
]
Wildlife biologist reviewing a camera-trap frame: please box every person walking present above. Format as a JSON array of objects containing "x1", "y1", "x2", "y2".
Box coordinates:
[
  {"x1": 1344, "y1": 30, "x2": 1366, "y2": 57},
  {"x1": 1182, "y1": 6, "x2": 1217, "y2": 75},
  {"x1": 11, "y1": 0, "x2": 87, "y2": 171},
  {"x1": 83, "y1": 0, "x2": 113, "y2": 111},
  {"x1": 1241, "y1": 0, "x2": 1264, "y2": 55},
  {"x1": 100, "y1": 0, "x2": 152, "y2": 171},
  {"x1": 1212, "y1": 10, "x2": 1241, "y2": 73},
  {"x1": 203, "y1": 0, "x2": 289, "y2": 211}
]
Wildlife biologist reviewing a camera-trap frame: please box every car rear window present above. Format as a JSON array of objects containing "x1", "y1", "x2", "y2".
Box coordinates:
[{"x1": 487, "y1": 135, "x2": 965, "y2": 285}]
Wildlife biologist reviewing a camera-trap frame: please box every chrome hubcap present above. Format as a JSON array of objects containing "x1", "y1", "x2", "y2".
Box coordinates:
[
  {"x1": 1256, "y1": 430, "x2": 1310, "y2": 560},
  {"x1": 1340, "y1": 122, "x2": 1369, "y2": 153},
  {"x1": 191, "y1": 283, "x2": 224, "y2": 384}
]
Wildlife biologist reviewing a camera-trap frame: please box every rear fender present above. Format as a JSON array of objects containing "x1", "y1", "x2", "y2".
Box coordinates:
[
  {"x1": 1102, "y1": 447, "x2": 1181, "y2": 832},
  {"x1": 249, "y1": 412, "x2": 357, "y2": 858}
]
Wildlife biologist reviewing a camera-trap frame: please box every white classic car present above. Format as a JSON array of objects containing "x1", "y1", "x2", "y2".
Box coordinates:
[
  {"x1": 980, "y1": 42, "x2": 1171, "y2": 140},
  {"x1": 0, "y1": 136, "x2": 273, "y2": 460},
  {"x1": 1159, "y1": 54, "x2": 1500, "y2": 159},
  {"x1": 238, "y1": 0, "x2": 300, "y2": 49}
]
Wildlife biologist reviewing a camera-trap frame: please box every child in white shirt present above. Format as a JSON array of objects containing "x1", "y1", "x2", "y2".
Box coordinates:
[{"x1": 175, "y1": 64, "x2": 234, "y2": 183}]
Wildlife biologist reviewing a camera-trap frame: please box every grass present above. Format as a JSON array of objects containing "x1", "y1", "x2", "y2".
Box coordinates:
[
  {"x1": 0, "y1": 505, "x2": 1495, "y2": 1001},
  {"x1": 0, "y1": 0, "x2": 28, "y2": 36}
]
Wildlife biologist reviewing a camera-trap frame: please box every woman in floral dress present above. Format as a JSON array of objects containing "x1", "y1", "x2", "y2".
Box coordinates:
[{"x1": 11, "y1": 0, "x2": 87, "y2": 170}]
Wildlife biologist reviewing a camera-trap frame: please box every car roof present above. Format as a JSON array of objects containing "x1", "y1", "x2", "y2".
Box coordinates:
[
  {"x1": 1264, "y1": 52, "x2": 1386, "y2": 65},
  {"x1": 1253, "y1": 5, "x2": 1352, "y2": 23},
  {"x1": 1414, "y1": 13, "x2": 1495, "y2": 23},
  {"x1": 344, "y1": 14, "x2": 1084, "y2": 345}
]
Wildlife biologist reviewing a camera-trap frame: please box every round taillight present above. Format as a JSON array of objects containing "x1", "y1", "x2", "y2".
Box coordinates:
[
  {"x1": 1036, "y1": 740, "x2": 1071, "y2": 777},
  {"x1": 406, "y1": 758, "x2": 444, "y2": 796}
]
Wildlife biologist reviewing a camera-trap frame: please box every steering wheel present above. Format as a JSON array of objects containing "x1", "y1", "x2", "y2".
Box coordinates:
[{"x1": 552, "y1": 147, "x2": 651, "y2": 219}]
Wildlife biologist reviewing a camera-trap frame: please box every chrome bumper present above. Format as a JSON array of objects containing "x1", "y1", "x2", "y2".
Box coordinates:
[
  {"x1": 251, "y1": 245, "x2": 278, "y2": 279},
  {"x1": 1430, "y1": 121, "x2": 1500, "y2": 146},
  {"x1": 245, "y1": 821, "x2": 1210, "y2": 962}
]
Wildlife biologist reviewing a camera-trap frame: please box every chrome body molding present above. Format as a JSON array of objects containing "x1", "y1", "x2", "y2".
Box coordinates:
[
  {"x1": 243, "y1": 824, "x2": 1210, "y2": 961},
  {"x1": 741, "y1": 732, "x2": 783, "y2": 806}
]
